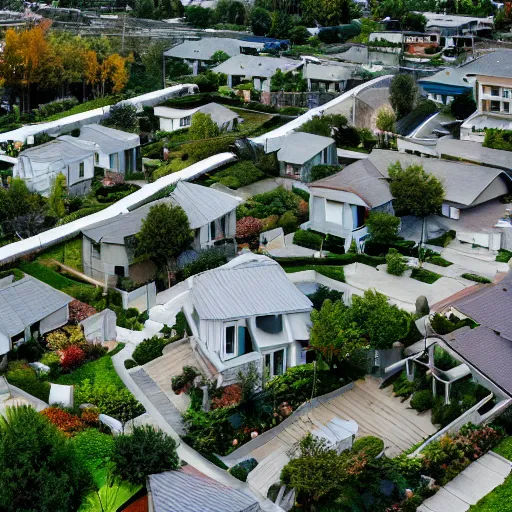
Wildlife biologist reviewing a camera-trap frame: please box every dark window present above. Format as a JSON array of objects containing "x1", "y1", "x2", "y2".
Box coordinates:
[
  {"x1": 226, "y1": 325, "x2": 235, "y2": 354},
  {"x1": 491, "y1": 100, "x2": 501, "y2": 112},
  {"x1": 114, "y1": 266, "x2": 125, "y2": 277},
  {"x1": 79, "y1": 162, "x2": 85, "y2": 178},
  {"x1": 491, "y1": 87, "x2": 500, "y2": 97},
  {"x1": 274, "y1": 349, "x2": 284, "y2": 376},
  {"x1": 210, "y1": 220, "x2": 216, "y2": 240},
  {"x1": 256, "y1": 314, "x2": 283, "y2": 333},
  {"x1": 220, "y1": 215, "x2": 226, "y2": 237}
]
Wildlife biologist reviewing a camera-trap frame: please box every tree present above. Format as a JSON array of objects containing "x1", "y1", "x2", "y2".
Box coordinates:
[
  {"x1": 105, "y1": 104, "x2": 139, "y2": 132},
  {"x1": 402, "y1": 12, "x2": 427, "y2": 31},
  {"x1": 189, "y1": 112, "x2": 221, "y2": 139},
  {"x1": 388, "y1": 162, "x2": 445, "y2": 257},
  {"x1": 227, "y1": 0, "x2": 247, "y2": 24},
  {"x1": 309, "y1": 299, "x2": 368, "y2": 370},
  {"x1": 210, "y1": 50, "x2": 230, "y2": 65},
  {"x1": 47, "y1": 173, "x2": 67, "y2": 219},
  {"x1": 0, "y1": 406, "x2": 89, "y2": 511},
  {"x1": 158, "y1": 0, "x2": 184, "y2": 19},
  {"x1": 300, "y1": 0, "x2": 355, "y2": 26},
  {"x1": 365, "y1": 211, "x2": 400, "y2": 244},
  {"x1": 376, "y1": 106, "x2": 396, "y2": 132},
  {"x1": 185, "y1": 6, "x2": 212, "y2": 27},
  {"x1": 389, "y1": 74, "x2": 417, "y2": 120},
  {"x1": 450, "y1": 93, "x2": 476, "y2": 120},
  {"x1": 136, "y1": 203, "x2": 193, "y2": 286},
  {"x1": 350, "y1": 290, "x2": 409, "y2": 350},
  {"x1": 386, "y1": 248, "x2": 407, "y2": 276},
  {"x1": 269, "y1": 10, "x2": 292, "y2": 38},
  {"x1": 250, "y1": 7, "x2": 272, "y2": 35},
  {"x1": 112, "y1": 425, "x2": 180, "y2": 485},
  {"x1": 289, "y1": 25, "x2": 310, "y2": 45},
  {"x1": 142, "y1": 41, "x2": 169, "y2": 81}
]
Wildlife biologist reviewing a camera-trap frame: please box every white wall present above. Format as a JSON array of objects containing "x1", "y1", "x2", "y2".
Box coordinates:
[{"x1": 40, "y1": 304, "x2": 69, "y2": 335}]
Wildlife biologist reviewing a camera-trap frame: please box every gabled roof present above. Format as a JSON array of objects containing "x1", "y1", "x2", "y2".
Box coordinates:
[
  {"x1": 309, "y1": 158, "x2": 393, "y2": 208},
  {"x1": 148, "y1": 467, "x2": 260, "y2": 512},
  {"x1": 211, "y1": 55, "x2": 303, "y2": 78},
  {"x1": 418, "y1": 68, "x2": 471, "y2": 88},
  {"x1": 78, "y1": 124, "x2": 139, "y2": 155},
  {"x1": 18, "y1": 135, "x2": 96, "y2": 164},
  {"x1": 163, "y1": 37, "x2": 263, "y2": 62},
  {"x1": 82, "y1": 180, "x2": 240, "y2": 244},
  {"x1": 458, "y1": 49, "x2": 512, "y2": 79},
  {"x1": 190, "y1": 253, "x2": 313, "y2": 320},
  {"x1": 0, "y1": 276, "x2": 72, "y2": 337},
  {"x1": 303, "y1": 63, "x2": 353, "y2": 82},
  {"x1": 154, "y1": 103, "x2": 241, "y2": 127},
  {"x1": 277, "y1": 132, "x2": 334, "y2": 165}
]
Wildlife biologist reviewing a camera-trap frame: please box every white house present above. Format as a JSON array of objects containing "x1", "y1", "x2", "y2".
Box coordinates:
[
  {"x1": 153, "y1": 103, "x2": 243, "y2": 133},
  {"x1": 13, "y1": 135, "x2": 96, "y2": 196},
  {"x1": 78, "y1": 124, "x2": 140, "y2": 174},
  {"x1": 277, "y1": 132, "x2": 337, "y2": 182},
  {"x1": 176, "y1": 253, "x2": 313, "y2": 385},
  {"x1": 0, "y1": 275, "x2": 72, "y2": 355},
  {"x1": 81, "y1": 180, "x2": 241, "y2": 285}
]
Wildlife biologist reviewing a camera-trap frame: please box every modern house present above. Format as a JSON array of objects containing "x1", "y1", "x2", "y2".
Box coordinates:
[
  {"x1": 303, "y1": 63, "x2": 353, "y2": 93},
  {"x1": 418, "y1": 68, "x2": 473, "y2": 105},
  {"x1": 163, "y1": 38, "x2": 264, "y2": 76},
  {"x1": 180, "y1": 252, "x2": 313, "y2": 385},
  {"x1": 421, "y1": 12, "x2": 494, "y2": 37},
  {"x1": 211, "y1": 55, "x2": 303, "y2": 92},
  {"x1": 306, "y1": 150, "x2": 512, "y2": 252},
  {"x1": 153, "y1": 103, "x2": 242, "y2": 133},
  {"x1": 78, "y1": 124, "x2": 140, "y2": 174},
  {"x1": 277, "y1": 132, "x2": 337, "y2": 182},
  {"x1": 0, "y1": 275, "x2": 72, "y2": 356},
  {"x1": 13, "y1": 135, "x2": 96, "y2": 196},
  {"x1": 81, "y1": 180, "x2": 240, "y2": 285}
]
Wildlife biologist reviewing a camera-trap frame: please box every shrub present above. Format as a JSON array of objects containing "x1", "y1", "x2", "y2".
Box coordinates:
[
  {"x1": 171, "y1": 366, "x2": 199, "y2": 393},
  {"x1": 211, "y1": 384, "x2": 242, "y2": 410},
  {"x1": 261, "y1": 214, "x2": 280, "y2": 231},
  {"x1": 229, "y1": 458, "x2": 258, "y2": 481},
  {"x1": 366, "y1": 212, "x2": 400, "y2": 244},
  {"x1": 386, "y1": 248, "x2": 407, "y2": 276},
  {"x1": 310, "y1": 165, "x2": 339, "y2": 182},
  {"x1": 308, "y1": 285, "x2": 344, "y2": 310},
  {"x1": 40, "y1": 351, "x2": 61, "y2": 376},
  {"x1": 173, "y1": 311, "x2": 192, "y2": 338},
  {"x1": 352, "y1": 436, "x2": 384, "y2": 458},
  {"x1": 124, "y1": 359, "x2": 139, "y2": 370},
  {"x1": 293, "y1": 229, "x2": 323, "y2": 250},
  {"x1": 410, "y1": 389, "x2": 434, "y2": 412},
  {"x1": 247, "y1": 187, "x2": 301, "y2": 218},
  {"x1": 68, "y1": 299, "x2": 97, "y2": 322},
  {"x1": 112, "y1": 425, "x2": 180, "y2": 485},
  {"x1": 411, "y1": 268, "x2": 442, "y2": 284},
  {"x1": 181, "y1": 249, "x2": 226, "y2": 279},
  {"x1": 46, "y1": 326, "x2": 87, "y2": 351},
  {"x1": 461, "y1": 273, "x2": 492, "y2": 284},
  {"x1": 427, "y1": 230, "x2": 456, "y2": 247},
  {"x1": 236, "y1": 216, "x2": 263, "y2": 241},
  {"x1": 12, "y1": 338, "x2": 44, "y2": 363},
  {"x1": 279, "y1": 211, "x2": 299, "y2": 234},
  {"x1": 40, "y1": 407, "x2": 86, "y2": 436},
  {"x1": 132, "y1": 336, "x2": 166, "y2": 365},
  {"x1": 5, "y1": 360, "x2": 50, "y2": 402},
  {"x1": 434, "y1": 346, "x2": 459, "y2": 371},
  {"x1": 496, "y1": 249, "x2": 512, "y2": 263},
  {"x1": 212, "y1": 161, "x2": 266, "y2": 189},
  {"x1": 392, "y1": 371, "x2": 415, "y2": 398},
  {"x1": 426, "y1": 255, "x2": 452, "y2": 267},
  {"x1": 60, "y1": 346, "x2": 86, "y2": 370}
]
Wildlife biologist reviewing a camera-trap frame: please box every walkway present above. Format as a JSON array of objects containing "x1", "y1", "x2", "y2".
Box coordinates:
[
  {"x1": 418, "y1": 451, "x2": 512, "y2": 512},
  {"x1": 267, "y1": 233, "x2": 318, "y2": 258}
]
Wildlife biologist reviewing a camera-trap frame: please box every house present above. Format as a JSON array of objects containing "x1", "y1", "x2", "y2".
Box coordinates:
[
  {"x1": 418, "y1": 68, "x2": 473, "y2": 105},
  {"x1": 303, "y1": 62, "x2": 353, "y2": 93},
  {"x1": 181, "y1": 252, "x2": 313, "y2": 384},
  {"x1": 277, "y1": 132, "x2": 337, "y2": 182},
  {"x1": 441, "y1": 272, "x2": 512, "y2": 398},
  {"x1": 78, "y1": 124, "x2": 140, "y2": 175},
  {"x1": 0, "y1": 275, "x2": 72, "y2": 355},
  {"x1": 306, "y1": 150, "x2": 512, "y2": 252},
  {"x1": 163, "y1": 38, "x2": 264, "y2": 76},
  {"x1": 421, "y1": 12, "x2": 494, "y2": 37},
  {"x1": 13, "y1": 135, "x2": 96, "y2": 196},
  {"x1": 148, "y1": 465, "x2": 260, "y2": 512},
  {"x1": 369, "y1": 31, "x2": 439, "y2": 45},
  {"x1": 153, "y1": 103, "x2": 243, "y2": 133},
  {"x1": 81, "y1": 180, "x2": 240, "y2": 285},
  {"x1": 211, "y1": 55, "x2": 303, "y2": 92}
]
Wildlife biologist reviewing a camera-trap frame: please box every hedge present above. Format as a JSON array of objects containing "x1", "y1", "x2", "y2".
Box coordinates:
[
  {"x1": 461, "y1": 273, "x2": 492, "y2": 284},
  {"x1": 274, "y1": 254, "x2": 386, "y2": 268},
  {"x1": 293, "y1": 229, "x2": 323, "y2": 250},
  {"x1": 427, "y1": 230, "x2": 456, "y2": 248}
]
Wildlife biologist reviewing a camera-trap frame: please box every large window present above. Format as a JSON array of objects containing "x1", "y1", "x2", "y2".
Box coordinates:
[
  {"x1": 225, "y1": 324, "x2": 236, "y2": 358},
  {"x1": 79, "y1": 162, "x2": 85, "y2": 178},
  {"x1": 180, "y1": 116, "x2": 191, "y2": 127},
  {"x1": 491, "y1": 100, "x2": 501, "y2": 112},
  {"x1": 109, "y1": 153, "x2": 119, "y2": 170},
  {"x1": 264, "y1": 349, "x2": 286, "y2": 380},
  {"x1": 325, "y1": 200, "x2": 343, "y2": 224}
]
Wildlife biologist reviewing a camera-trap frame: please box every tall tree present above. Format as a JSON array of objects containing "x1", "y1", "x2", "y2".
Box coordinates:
[
  {"x1": 136, "y1": 203, "x2": 194, "y2": 286},
  {"x1": 189, "y1": 112, "x2": 220, "y2": 139},
  {"x1": 250, "y1": 7, "x2": 272, "y2": 35},
  {"x1": 389, "y1": 74, "x2": 418, "y2": 120},
  {"x1": 47, "y1": 173, "x2": 67, "y2": 219},
  {"x1": 388, "y1": 162, "x2": 445, "y2": 259}
]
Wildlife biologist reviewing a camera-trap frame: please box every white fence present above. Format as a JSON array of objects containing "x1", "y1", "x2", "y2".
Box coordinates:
[{"x1": 116, "y1": 281, "x2": 157, "y2": 312}]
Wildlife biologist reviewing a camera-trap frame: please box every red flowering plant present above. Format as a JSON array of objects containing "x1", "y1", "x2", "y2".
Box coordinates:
[
  {"x1": 60, "y1": 345, "x2": 86, "y2": 370},
  {"x1": 68, "y1": 299, "x2": 97, "y2": 322},
  {"x1": 41, "y1": 407, "x2": 86, "y2": 436},
  {"x1": 211, "y1": 384, "x2": 242, "y2": 410},
  {"x1": 236, "y1": 216, "x2": 263, "y2": 248},
  {"x1": 80, "y1": 408, "x2": 100, "y2": 427}
]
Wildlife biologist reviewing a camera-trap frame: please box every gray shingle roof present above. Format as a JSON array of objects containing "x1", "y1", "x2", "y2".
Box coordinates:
[
  {"x1": 303, "y1": 63, "x2": 353, "y2": 82},
  {"x1": 154, "y1": 103, "x2": 241, "y2": 130},
  {"x1": 0, "y1": 276, "x2": 72, "y2": 337},
  {"x1": 82, "y1": 181, "x2": 240, "y2": 244},
  {"x1": 148, "y1": 469, "x2": 260, "y2": 512},
  {"x1": 277, "y1": 132, "x2": 335, "y2": 165},
  {"x1": 309, "y1": 158, "x2": 394, "y2": 208},
  {"x1": 78, "y1": 124, "x2": 139, "y2": 155},
  {"x1": 211, "y1": 55, "x2": 303, "y2": 78},
  {"x1": 418, "y1": 68, "x2": 471, "y2": 87},
  {"x1": 190, "y1": 254, "x2": 313, "y2": 320},
  {"x1": 458, "y1": 50, "x2": 512, "y2": 79},
  {"x1": 163, "y1": 38, "x2": 263, "y2": 62}
]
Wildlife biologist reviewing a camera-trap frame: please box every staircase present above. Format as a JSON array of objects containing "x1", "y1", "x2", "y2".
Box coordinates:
[{"x1": 246, "y1": 446, "x2": 290, "y2": 499}]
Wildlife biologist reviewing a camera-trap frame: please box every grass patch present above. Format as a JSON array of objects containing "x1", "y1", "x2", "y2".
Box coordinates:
[
  {"x1": 427, "y1": 230, "x2": 456, "y2": 248},
  {"x1": 462, "y1": 273, "x2": 492, "y2": 284},
  {"x1": 411, "y1": 267, "x2": 442, "y2": 284},
  {"x1": 44, "y1": 96, "x2": 119, "y2": 122},
  {"x1": 493, "y1": 437, "x2": 512, "y2": 462},
  {"x1": 469, "y1": 473, "x2": 512, "y2": 511},
  {"x1": 18, "y1": 261, "x2": 94, "y2": 292},
  {"x1": 426, "y1": 255, "x2": 453, "y2": 267},
  {"x1": 284, "y1": 265, "x2": 345, "y2": 282},
  {"x1": 496, "y1": 249, "x2": 512, "y2": 263},
  {"x1": 37, "y1": 237, "x2": 83, "y2": 271}
]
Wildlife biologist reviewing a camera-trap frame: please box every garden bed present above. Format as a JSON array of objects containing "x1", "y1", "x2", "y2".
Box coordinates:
[
  {"x1": 462, "y1": 273, "x2": 492, "y2": 284},
  {"x1": 411, "y1": 267, "x2": 442, "y2": 284}
]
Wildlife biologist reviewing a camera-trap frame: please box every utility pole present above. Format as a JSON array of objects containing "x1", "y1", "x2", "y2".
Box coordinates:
[{"x1": 121, "y1": 8, "x2": 127, "y2": 55}]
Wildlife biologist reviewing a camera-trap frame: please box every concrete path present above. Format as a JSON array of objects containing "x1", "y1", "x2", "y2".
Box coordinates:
[
  {"x1": 116, "y1": 319, "x2": 163, "y2": 345},
  {"x1": 268, "y1": 232, "x2": 318, "y2": 258},
  {"x1": 418, "y1": 451, "x2": 512, "y2": 512},
  {"x1": 440, "y1": 244, "x2": 509, "y2": 279}
]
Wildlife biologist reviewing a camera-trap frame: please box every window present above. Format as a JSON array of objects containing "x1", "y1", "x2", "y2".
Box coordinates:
[
  {"x1": 322, "y1": 147, "x2": 328, "y2": 163},
  {"x1": 180, "y1": 116, "x2": 191, "y2": 127},
  {"x1": 109, "y1": 153, "x2": 119, "y2": 170},
  {"x1": 263, "y1": 349, "x2": 286, "y2": 381},
  {"x1": 325, "y1": 200, "x2": 343, "y2": 224},
  {"x1": 92, "y1": 243, "x2": 100, "y2": 259},
  {"x1": 114, "y1": 266, "x2": 125, "y2": 277},
  {"x1": 504, "y1": 89, "x2": 511, "y2": 99},
  {"x1": 274, "y1": 350, "x2": 284, "y2": 376},
  {"x1": 225, "y1": 324, "x2": 236, "y2": 358},
  {"x1": 95, "y1": 153, "x2": 99, "y2": 164},
  {"x1": 491, "y1": 100, "x2": 501, "y2": 112},
  {"x1": 285, "y1": 163, "x2": 301, "y2": 179},
  {"x1": 220, "y1": 215, "x2": 226, "y2": 237},
  {"x1": 491, "y1": 87, "x2": 500, "y2": 97},
  {"x1": 504, "y1": 102, "x2": 510, "y2": 113},
  {"x1": 79, "y1": 161, "x2": 85, "y2": 178},
  {"x1": 210, "y1": 220, "x2": 216, "y2": 241}
]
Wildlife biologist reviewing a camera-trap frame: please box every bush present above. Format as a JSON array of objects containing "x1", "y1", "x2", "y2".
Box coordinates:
[
  {"x1": 12, "y1": 338, "x2": 44, "y2": 363},
  {"x1": 352, "y1": 436, "x2": 384, "y2": 458},
  {"x1": 308, "y1": 285, "x2": 344, "y2": 310},
  {"x1": 310, "y1": 164, "x2": 339, "y2": 182},
  {"x1": 293, "y1": 229, "x2": 323, "y2": 250},
  {"x1": 462, "y1": 273, "x2": 492, "y2": 284},
  {"x1": 430, "y1": 312, "x2": 476, "y2": 335},
  {"x1": 410, "y1": 389, "x2": 434, "y2": 412},
  {"x1": 279, "y1": 211, "x2": 299, "y2": 234},
  {"x1": 427, "y1": 230, "x2": 456, "y2": 247},
  {"x1": 68, "y1": 299, "x2": 97, "y2": 322},
  {"x1": 366, "y1": 212, "x2": 401, "y2": 245},
  {"x1": 411, "y1": 268, "x2": 442, "y2": 284},
  {"x1": 426, "y1": 255, "x2": 452, "y2": 267},
  {"x1": 46, "y1": 325, "x2": 87, "y2": 351},
  {"x1": 229, "y1": 458, "x2": 258, "y2": 481},
  {"x1": 171, "y1": 366, "x2": 199, "y2": 393},
  {"x1": 386, "y1": 248, "x2": 407, "y2": 276},
  {"x1": 124, "y1": 359, "x2": 139, "y2": 370},
  {"x1": 242, "y1": 186, "x2": 301, "y2": 219},
  {"x1": 35, "y1": 97, "x2": 79, "y2": 120},
  {"x1": 392, "y1": 371, "x2": 415, "y2": 398},
  {"x1": 5, "y1": 360, "x2": 50, "y2": 402},
  {"x1": 40, "y1": 407, "x2": 86, "y2": 436},
  {"x1": 173, "y1": 311, "x2": 192, "y2": 338},
  {"x1": 60, "y1": 346, "x2": 86, "y2": 371},
  {"x1": 181, "y1": 249, "x2": 227, "y2": 279},
  {"x1": 496, "y1": 249, "x2": 512, "y2": 263},
  {"x1": 132, "y1": 336, "x2": 166, "y2": 365},
  {"x1": 40, "y1": 351, "x2": 61, "y2": 376},
  {"x1": 104, "y1": 104, "x2": 139, "y2": 133},
  {"x1": 112, "y1": 425, "x2": 180, "y2": 485},
  {"x1": 236, "y1": 216, "x2": 263, "y2": 242},
  {"x1": 211, "y1": 161, "x2": 266, "y2": 189}
]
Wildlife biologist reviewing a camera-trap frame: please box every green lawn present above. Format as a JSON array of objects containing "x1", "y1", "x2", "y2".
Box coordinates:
[
  {"x1": 493, "y1": 437, "x2": 512, "y2": 461},
  {"x1": 284, "y1": 265, "x2": 345, "y2": 282},
  {"x1": 496, "y1": 249, "x2": 512, "y2": 264},
  {"x1": 19, "y1": 261, "x2": 94, "y2": 291},
  {"x1": 461, "y1": 273, "x2": 492, "y2": 284},
  {"x1": 37, "y1": 237, "x2": 83, "y2": 271},
  {"x1": 411, "y1": 268, "x2": 442, "y2": 284},
  {"x1": 426, "y1": 255, "x2": 453, "y2": 267},
  {"x1": 44, "y1": 96, "x2": 119, "y2": 122}
]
